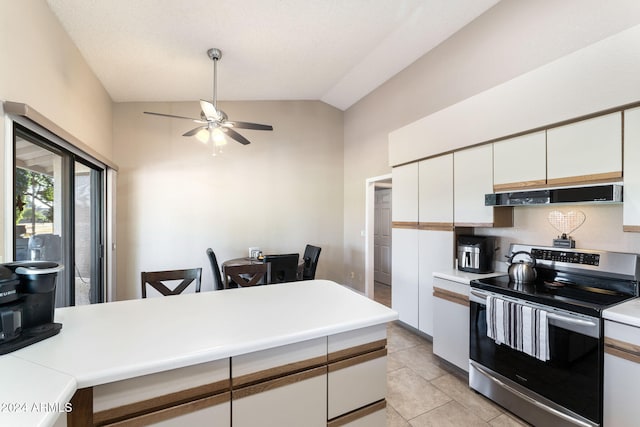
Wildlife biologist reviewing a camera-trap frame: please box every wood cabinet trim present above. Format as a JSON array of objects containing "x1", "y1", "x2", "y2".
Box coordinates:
[
  {"x1": 392, "y1": 221, "x2": 419, "y2": 230},
  {"x1": 328, "y1": 339, "x2": 387, "y2": 363},
  {"x1": 493, "y1": 180, "x2": 547, "y2": 192},
  {"x1": 102, "y1": 392, "x2": 230, "y2": 427},
  {"x1": 622, "y1": 225, "x2": 640, "y2": 233},
  {"x1": 418, "y1": 222, "x2": 454, "y2": 231},
  {"x1": 433, "y1": 287, "x2": 469, "y2": 307},
  {"x1": 93, "y1": 378, "x2": 230, "y2": 426},
  {"x1": 232, "y1": 366, "x2": 327, "y2": 400},
  {"x1": 232, "y1": 354, "x2": 327, "y2": 388},
  {"x1": 547, "y1": 171, "x2": 622, "y2": 187},
  {"x1": 328, "y1": 348, "x2": 387, "y2": 373},
  {"x1": 68, "y1": 387, "x2": 93, "y2": 427},
  {"x1": 327, "y1": 399, "x2": 386, "y2": 427},
  {"x1": 605, "y1": 337, "x2": 640, "y2": 364}
]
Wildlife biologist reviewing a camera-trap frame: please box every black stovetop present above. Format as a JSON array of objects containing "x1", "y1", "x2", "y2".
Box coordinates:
[{"x1": 471, "y1": 269, "x2": 637, "y2": 317}]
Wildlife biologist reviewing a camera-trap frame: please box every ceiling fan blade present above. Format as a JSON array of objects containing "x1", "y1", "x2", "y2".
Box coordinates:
[
  {"x1": 200, "y1": 99, "x2": 222, "y2": 121},
  {"x1": 222, "y1": 128, "x2": 251, "y2": 145},
  {"x1": 183, "y1": 126, "x2": 208, "y2": 137},
  {"x1": 225, "y1": 121, "x2": 273, "y2": 131},
  {"x1": 144, "y1": 111, "x2": 204, "y2": 123}
]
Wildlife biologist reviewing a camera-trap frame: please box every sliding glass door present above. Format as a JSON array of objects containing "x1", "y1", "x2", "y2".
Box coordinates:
[{"x1": 13, "y1": 124, "x2": 104, "y2": 306}]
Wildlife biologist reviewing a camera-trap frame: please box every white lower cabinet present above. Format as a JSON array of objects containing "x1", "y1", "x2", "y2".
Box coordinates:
[
  {"x1": 327, "y1": 324, "x2": 387, "y2": 427},
  {"x1": 392, "y1": 228, "x2": 419, "y2": 328},
  {"x1": 418, "y1": 231, "x2": 455, "y2": 336},
  {"x1": 232, "y1": 368, "x2": 327, "y2": 427},
  {"x1": 603, "y1": 319, "x2": 640, "y2": 427},
  {"x1": 432, "y1": 277, "x2": 469, "y2": 372},
  {"x1": 90, "y1": 359, "x2": 231, "y2": 426},
  {"x1": 66, "y1": 328, "x2": 389, "y2": 427},
  {"x1": 232, "y1": 337, "x2": 327, "y2": 427}
]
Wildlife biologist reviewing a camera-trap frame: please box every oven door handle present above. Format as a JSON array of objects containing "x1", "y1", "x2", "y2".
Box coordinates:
[{"x1": 546, "y1": 313, "x2": 597, "y2": 328}]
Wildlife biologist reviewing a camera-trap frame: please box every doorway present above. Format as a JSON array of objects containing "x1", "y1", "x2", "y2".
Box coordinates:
[
  {"x1": 373, "y1": 185, "x2": 392, "y2": 307},
  {"x1": 364, "y1": 174, "x2": 392, "y2": 304}
]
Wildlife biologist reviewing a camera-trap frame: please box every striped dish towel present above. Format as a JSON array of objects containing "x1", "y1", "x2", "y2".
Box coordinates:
[{"x1": 486, "y1": 295, "x2": 550, "y2": 361}]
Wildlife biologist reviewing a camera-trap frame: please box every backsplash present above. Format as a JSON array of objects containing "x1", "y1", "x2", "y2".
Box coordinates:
[{"x1": 474, "y1": 204, "x2": 640, "y2": 268}]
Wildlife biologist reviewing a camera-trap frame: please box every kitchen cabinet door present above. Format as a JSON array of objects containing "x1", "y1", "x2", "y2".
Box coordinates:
[
  {"x1": 454, "y1": 145, "x2": 494, "y2": 226},
  {"x1": 392, "y1": 162, "x2": 418, "y2": 224},
  {"x1": 232, "y1": 367, "x2": 327, "y2": 427},
  {"x1": 432, "y1": 277, "x2": 469, "y2": 372},
  {"x1": 418, "y1": 230, "x2": 454, "y2": 336},
  {"x1": 493, "y1": 131, "x2": 546, "y2": 192},
  {"x1": 623, "y1": 107, "x2": 640, "y2": 231},
  {"x1": 391, "y1": 228, "x2": 419, "y2": 328},
  {"x1": 419, "y1": 154, "x2": 453, "y2": 228},
  {"x1": 547, "y1": 112, "x2": 622, "y2": 186},
  {"x1": 232, "y1": 338, "x2": 327, "y2": 427},
  {"x1": 603, "y1": 320, "x2": 640, "y2": 427}
]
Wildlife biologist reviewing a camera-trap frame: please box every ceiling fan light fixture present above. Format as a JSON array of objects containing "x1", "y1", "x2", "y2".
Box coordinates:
[
  {"x1": 195, "y1": 128, "x2": 210, "y2": 144},
  {"x1": 143, "y1": 47, "x2": 273, "y2": 151}
]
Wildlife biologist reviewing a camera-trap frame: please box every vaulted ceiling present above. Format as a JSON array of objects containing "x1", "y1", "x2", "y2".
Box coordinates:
[{"x1": 45, "y1": 0, "x2": 499, "y2": 110}]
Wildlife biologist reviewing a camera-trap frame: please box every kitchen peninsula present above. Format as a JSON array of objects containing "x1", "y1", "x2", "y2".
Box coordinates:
[{"x1": 2, "y1": 280, "x2": 397, "y2": 426}]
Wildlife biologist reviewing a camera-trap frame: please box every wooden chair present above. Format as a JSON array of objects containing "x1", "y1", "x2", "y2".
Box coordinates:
[
  {"x1": 263, "y1": 253, "x2": 299, "y2": 284},
  {"x1": 223, "y1": 263, "x2": 270, "y2": 288},
  {"x1": 141, "y1": 268, "x2": 202, "y2": 298}
]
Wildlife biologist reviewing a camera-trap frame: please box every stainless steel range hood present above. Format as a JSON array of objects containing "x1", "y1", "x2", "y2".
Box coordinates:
[{"x1": 485, "y1": 184, "x2": 622, "y2": 206}]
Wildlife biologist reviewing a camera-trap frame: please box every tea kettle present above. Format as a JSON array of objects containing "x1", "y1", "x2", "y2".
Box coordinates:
[{"x1": 506, "y1": 251, "x2": 537, "y2": 283}]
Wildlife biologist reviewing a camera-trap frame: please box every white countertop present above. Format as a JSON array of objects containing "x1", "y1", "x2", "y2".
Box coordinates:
[
  {"x1": 2, "y1": 280, "x2": 396, "y2": 426},
  {"x1": 12, "y1": 280, "x2": 396, "y2": 387},
  {"x1": 433, "y1": 268, "x2": 506, "y2": 285},
  {"x1": 0, "y1": 358, "x2": 76, "y2": 427},
  {"x1": 603, "y1": 297, "x2": 640, "y2": 327}
]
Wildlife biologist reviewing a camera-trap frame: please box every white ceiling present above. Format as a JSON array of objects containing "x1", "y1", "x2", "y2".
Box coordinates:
[{"x1": 45, "y1": 0, "x2": 499, "y2": 110}]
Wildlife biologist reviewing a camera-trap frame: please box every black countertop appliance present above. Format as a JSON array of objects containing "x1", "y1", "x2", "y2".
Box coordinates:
[
  {"x1": 0, "y1": 261, "x2": 64, "y2": 355},
  {"x1": 457, "y1": 235, "x2": 496, "y2": 274}
]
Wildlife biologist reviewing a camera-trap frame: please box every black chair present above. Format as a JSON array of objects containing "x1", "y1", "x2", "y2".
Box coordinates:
[
  {"x1": 263, "y1": 253, "x2": 300, "y2": 284},
  {"x1": 302, "y1": 244, "x2": 321, "y2": 280},
  {"x1": 206, "y1": 248, "x2": 225, "y2": 290},
  {"x1": 141, "y1": 268, "x2": 202, "y2": 298}
]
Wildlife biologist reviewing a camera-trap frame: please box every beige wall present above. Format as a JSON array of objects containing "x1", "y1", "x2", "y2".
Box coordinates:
[
  {"x1": 343, "y1": 0, "x2": 640, "y2": 292},
  {"x1": 0, "y1": 1, "x2": 113, "y2": 262},
  {"x1": 113, "y1": 100, "x2": 343, "y2": 300}
]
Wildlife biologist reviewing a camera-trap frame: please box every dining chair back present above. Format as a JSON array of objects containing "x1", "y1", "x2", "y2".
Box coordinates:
[
  {"x1": 302, "y1": 244, "x2": 322, "y2": 280},
  {"x1": 224, "y1": 263, "x2": 270, "y2": 288},
  {"x1": 263, "y1": 253, "x2": 299, "y2": 284},
  {"x1": 206, "y1": 248, "x2": 225, "y2": 291},
  {"x1": 141, "y1": 268, "x2": 202, "y2": 298}
]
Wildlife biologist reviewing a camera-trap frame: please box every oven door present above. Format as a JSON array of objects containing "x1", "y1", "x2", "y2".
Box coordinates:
[{"x1": 469, "y1": 288, "x2": 602, "y2": 426}]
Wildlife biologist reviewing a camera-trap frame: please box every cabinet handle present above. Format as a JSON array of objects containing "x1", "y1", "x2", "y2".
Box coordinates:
[{"x1": 605, "y1": 337, "x2": 640, "y2": 364}]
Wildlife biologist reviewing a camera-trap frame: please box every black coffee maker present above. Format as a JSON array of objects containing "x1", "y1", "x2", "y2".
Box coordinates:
[{"x1": 0, "y1": 261, "x2": 64, "y2": 354}]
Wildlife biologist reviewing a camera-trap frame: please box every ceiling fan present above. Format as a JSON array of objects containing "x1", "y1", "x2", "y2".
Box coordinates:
[{"x1": 144, "y1": 48, "x2": 273, "y2": 148}]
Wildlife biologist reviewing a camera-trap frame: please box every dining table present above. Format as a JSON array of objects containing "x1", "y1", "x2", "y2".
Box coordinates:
[{"x1": 222, "y1": 256, "x2": 306, "y2": 281}]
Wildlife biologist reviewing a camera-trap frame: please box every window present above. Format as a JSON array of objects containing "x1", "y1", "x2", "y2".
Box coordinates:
[{"x1": 13, "y1": 124, "x2": 105, "y2": 306}]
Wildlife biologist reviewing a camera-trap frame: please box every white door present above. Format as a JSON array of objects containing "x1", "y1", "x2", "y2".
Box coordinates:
[{"x1": 374, "y1": 188, "x2": 392, "y2": 285}]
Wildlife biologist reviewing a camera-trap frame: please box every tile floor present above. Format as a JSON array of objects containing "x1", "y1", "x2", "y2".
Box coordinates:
[{"x1": 377, "y1": 283, "x2": 530, "y2": 426}]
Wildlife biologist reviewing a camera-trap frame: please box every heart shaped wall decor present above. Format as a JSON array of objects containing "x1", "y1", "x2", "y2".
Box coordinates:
[{"x1": 547, "y1": 210, "x2": 586, "y2": 235}]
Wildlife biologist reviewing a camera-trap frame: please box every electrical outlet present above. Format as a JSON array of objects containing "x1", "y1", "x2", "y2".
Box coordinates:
[{"x1": 350, "y1": 271, "x2": 355, "y2": 279}]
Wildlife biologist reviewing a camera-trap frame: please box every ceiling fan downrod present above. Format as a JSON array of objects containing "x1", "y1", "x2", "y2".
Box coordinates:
[{"x1": 207, "y1": 48, "x2": 222, "y2": 110}]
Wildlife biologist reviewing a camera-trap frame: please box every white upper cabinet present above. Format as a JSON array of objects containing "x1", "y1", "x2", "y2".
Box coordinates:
[
  {"x1": 392, "y1": 163, "x2": 418, "y2": 223},
  {"x1": 623, "y1": 107, "x2": 640, "y2": 231},
  {"x1": 454, "y1": 145, "x2": 496, "y2": 226},
  {"x1": 418, "y1": 154, "x2": 453, "y2": 227},
  {"x1": 493, "y1": 131, "x2": 546, "y2": 192},
  {"x1": 547, "y1": 112, "x2": 622, "y2": 186}
]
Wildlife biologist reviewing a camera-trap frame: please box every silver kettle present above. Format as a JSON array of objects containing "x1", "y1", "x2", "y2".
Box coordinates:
[{"x1": 507, "y1": 251, "x2": 537, "y2": 283}]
